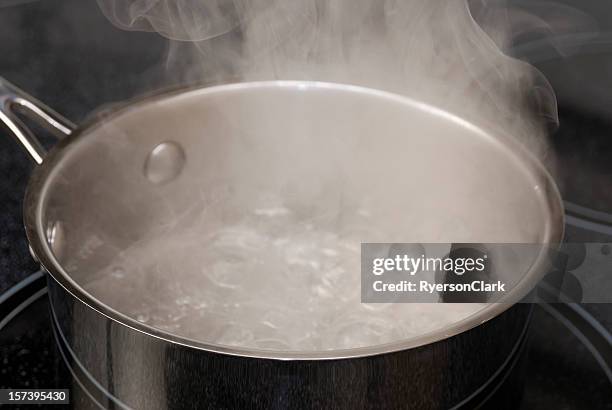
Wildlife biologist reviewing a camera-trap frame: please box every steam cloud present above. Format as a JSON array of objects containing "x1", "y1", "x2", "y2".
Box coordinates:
[
  {"x1": 96, "y1": 0, "x2": 596, "y2": 158},
  {"x1": 83, "y1": 0, "x2": 598, "y2": 348}
]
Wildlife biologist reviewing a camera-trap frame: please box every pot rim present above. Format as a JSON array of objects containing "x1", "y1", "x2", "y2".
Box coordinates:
[{"x1": 23, "y1": 80, "x2": 565, "y2": 360}]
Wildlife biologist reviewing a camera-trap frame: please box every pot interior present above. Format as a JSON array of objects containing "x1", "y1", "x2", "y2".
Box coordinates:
[{"x1": 34, "y1": 82, "x2": 561, "y2": 353}]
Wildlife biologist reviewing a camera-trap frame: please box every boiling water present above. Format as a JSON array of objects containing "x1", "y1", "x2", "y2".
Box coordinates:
[{"x1": 84, "y1": 195, "x2": 483, "y2": 351}]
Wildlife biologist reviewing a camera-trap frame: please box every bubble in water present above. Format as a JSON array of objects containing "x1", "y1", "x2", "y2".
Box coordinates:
[
  {"x1": 83, "y1": 196, "x2": 484, "y2": 351},
  {"x1": 329, "y1": 318, "x2": 397, "y2": 350},
  {"x1": 144, "y1": 141, "x2": 186, "y2": 184},
  {"x1": 136, "y1": 313, "x2": 150, "y2": 323},
  {"x1": 361, "y1": 303, "x2": 391, "y2": 312},
  {"x1": 217, "y1": 325, "x2": 254, "y2": 346},
  {"x1": 110, "y1": 266, "x2": 125, "y2": 279},
  {"x1": 175, "y1": 296, "x2": 192, "y2": 306},
  {"x1": 205, "y1": 260, "x2": 247, "y2": 289}
]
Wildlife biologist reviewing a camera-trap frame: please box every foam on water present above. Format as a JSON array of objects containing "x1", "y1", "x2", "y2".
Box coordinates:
[{"x1": 84, "y1": 195, "x2": 483, "y2": 351}]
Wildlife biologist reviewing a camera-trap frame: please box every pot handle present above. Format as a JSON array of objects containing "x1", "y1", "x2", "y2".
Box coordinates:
[{"x1": 0, "y1": 78, "x2": 76, "y2": 165}]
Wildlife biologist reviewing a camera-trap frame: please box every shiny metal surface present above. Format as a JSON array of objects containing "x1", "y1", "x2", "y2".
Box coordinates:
[
  {"x1": 47, "y1": 276, "x2": 533, "y2": 409},
  {"x1": 2, "y1": 80, "x2": 565, "y2": 408},
  {"x1": 0, "y1": 78, "x2": 75, "y2": 164},
  {"x1": 22, "y1": 81, "x2": 564, "y2": 359}
]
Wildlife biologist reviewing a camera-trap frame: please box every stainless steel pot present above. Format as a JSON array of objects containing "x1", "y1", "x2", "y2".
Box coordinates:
[{"x1": 1, "y1": 78, "x2": 564, "y2": 409}]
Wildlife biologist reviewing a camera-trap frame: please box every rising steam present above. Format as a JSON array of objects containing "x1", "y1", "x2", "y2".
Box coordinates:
[
  {"x1": 94, "y1": 0, "x2": 598, "y2": 158},
  {"x1": 78, "y1": 0, "x2": 596, "y2": 349}
]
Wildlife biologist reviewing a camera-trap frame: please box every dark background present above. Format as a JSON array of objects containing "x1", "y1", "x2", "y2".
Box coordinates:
[{"x1": 0, "y1": 0, "x2": 171, "y2": 291}]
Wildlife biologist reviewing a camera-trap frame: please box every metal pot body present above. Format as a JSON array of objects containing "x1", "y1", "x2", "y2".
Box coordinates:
[
  {"x1": 0, "y1": 79, "x2": 563, "y2": 409},
  {"x1": 48, "y1": 275, "x2": 531, "y2": 409}
]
